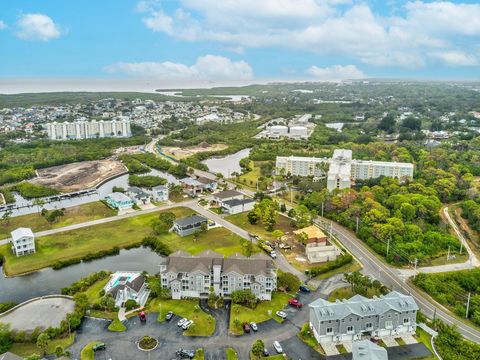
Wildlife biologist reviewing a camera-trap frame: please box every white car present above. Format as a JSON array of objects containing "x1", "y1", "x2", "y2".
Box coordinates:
[
  {"x1": 276, "y1": 311, "x2": 287, "y2": 319},
  {"x1": 177, "y1": 318, "x2": 188, "y2": 327},
  {"x1": 250, "y1": 322, "x2": 258, "y2": 331},
  {"x1": 273, "y1": 341, "x2": 283, "y2": 354},
  {"x1": 182, "y1": 320, "x2": 193, "y2": 330}
]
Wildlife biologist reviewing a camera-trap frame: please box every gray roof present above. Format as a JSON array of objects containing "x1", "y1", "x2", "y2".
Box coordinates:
[
  {"x1": 180, "y1": 177, "x2": 203, "y2": 186},
  {"x1": 196, "y1": 176, "x2": 216, "y2": 185},
  {"x1": 161, "y1": 251, "x2": 275, "y2": 276},
  {"x1": 310, "y1": 291, "x2": 418, "y2": 322},
  {"x1": 352, "y1": 340, "x2": 388, "y2": 360},
  {"x1": 11, "y1": 227, "x2": 34, "y2": 240},
  {"x1": 0, "y1": 353, "x2": 23, "y2": 360},
  {"x1": 174, "y1": 215, "x2": 208, "y2": 227},
  {"x1": 107, "y1": 274, "x2": 146, "y2": 298},
  {"x1": 128, "y1": 186, "x2": 149, "y2": 197},
  {"x1": 223, "y1": 198, "x2": 255, "y2": 207},
  {"x1": 214, "y1": 189, "x2": 242, "y2": 199},
  {"x1": 152, "y1": 185, "x2": 168, "y2": 190}
]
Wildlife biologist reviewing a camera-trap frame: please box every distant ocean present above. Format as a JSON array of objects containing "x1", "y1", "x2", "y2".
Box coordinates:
[{"x1": 0, "y1": 78, "x2": 270, "y2": 94}]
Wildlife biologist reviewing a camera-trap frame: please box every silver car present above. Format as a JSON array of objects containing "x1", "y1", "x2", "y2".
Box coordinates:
[
  {"x1": 177, "y1": 318, "x2": 188, "y2": 327},
  {"x1": 182, "y1": 320, "x2": 193, "y2": 330},
  {"x1": 273, "y1": 341, "x2": 283, "y2": 354}
]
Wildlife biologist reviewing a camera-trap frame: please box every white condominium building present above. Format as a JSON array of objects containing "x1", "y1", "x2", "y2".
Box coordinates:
[
  {"x1": 46, "y1": 118, "x2": 131, "y2": 140},
  {"x1": 276, "y1": 149, "x2": 413, "y2": 191}
]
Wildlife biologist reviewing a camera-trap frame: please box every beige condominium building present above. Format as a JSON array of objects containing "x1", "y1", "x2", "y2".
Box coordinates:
[{"x1": 276, "y1": 149, "x2": 413, "y2": 191}]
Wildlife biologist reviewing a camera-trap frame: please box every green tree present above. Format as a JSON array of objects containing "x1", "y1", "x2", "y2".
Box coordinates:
[
  {"x1": 0, "y1": 323, "x2": 12, "y2": 354},
  {"x1": 277, "y1": 271, "x2": 301, "y2": 292},
  {"x1": 272, "y1": 229, "x2": 284, "y2": 241},
  {"x1": 247, "y1": 210, "x2": 259, "y2": 225},
  {"x1": 55, "y1": 345, "x2": 64, "y2": 357},
  {"x1": 251, "y1": 339, "x2": 265, "y2": 356},
  {"x1": 148, "y1": 277, "x2": 162, "y2": 297},
  {"x1": 36, "y1": 332, "x2": 50, "y2": 355}
]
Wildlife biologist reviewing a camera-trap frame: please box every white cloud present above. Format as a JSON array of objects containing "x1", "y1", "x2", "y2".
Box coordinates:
[
  {"x1": 105, "y1": 55, "x2": 253, "y2": 80},
  {"x1": 0, "y1": 21, "x2": 7, "y2": 30},
  {"x1": 430, "y1": 51, "x2": 478, "y2": 66},
  {"x1": 139, "y1": 1, "x2": 480, "y2": 69},
  {"x1": 16, "y1": 13, "x2": 61, "y2": 41},
  {"x1": 306, "y1": 64, "x2": 365, "y2": 81}
]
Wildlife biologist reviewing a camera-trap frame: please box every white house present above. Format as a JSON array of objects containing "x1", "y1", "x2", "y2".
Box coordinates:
[
  {"x1": 221, "y1": 198, "x2": 256, "y2": 215},
  {"x1": 150, "y1": 185, "x2": 169, "y2": 202},
  {"x1": 103, "y1": 271, "x2": 150, "y2": 308},
  {"x1": 10, "y1": 227, "x2": 36, "y2": 257}
]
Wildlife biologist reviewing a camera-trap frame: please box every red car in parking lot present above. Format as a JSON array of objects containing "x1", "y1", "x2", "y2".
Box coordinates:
[
  {"x1": 139, "y1": 311, "x2": 147, "y2": 321},
  {"x1": 288, "y1": 298, "x2": 303, "y2": 308},
  {"x1": 243, "y1": 322, "x2": 251, "y2": 333}
]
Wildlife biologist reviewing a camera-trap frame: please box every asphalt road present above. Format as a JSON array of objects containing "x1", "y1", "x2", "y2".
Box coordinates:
[{"x1": 314, "y1": 217, "x2": 480, "y2": 343}]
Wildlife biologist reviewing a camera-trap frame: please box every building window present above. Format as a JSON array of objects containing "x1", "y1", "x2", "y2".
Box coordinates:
[
  {"x1": 365, "y1": 323, "x2": 373, "y2": 330},
  {"x1": 326, "y1": 327, "x2": 333, "y2": 335},
  {"x1": 347, "y1": 326, "x2": 354, "y2": 333},
  {"x1": 403, "y1": 318, "x2": 410, "y2": 325},
  {"x1": 385, "y1": 321, "x2": 393, "y2": 329}
]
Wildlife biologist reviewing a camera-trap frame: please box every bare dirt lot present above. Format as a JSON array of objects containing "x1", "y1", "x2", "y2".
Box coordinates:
[
  {"x1": 31, "y1": 159, "x2": 127, "y2": 192},
  {"x1": 162, "y1": 142, "x2": 228, "y2": 159}
]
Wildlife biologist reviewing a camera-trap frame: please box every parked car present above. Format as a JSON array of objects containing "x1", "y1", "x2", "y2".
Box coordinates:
[
  {"x1": 177, "y1": 318, "x2": 188, "y2": 327},
  {"x1": 165, "y1": 311, "x2": 174, "y2": 321},
  {"x1": 263, "y1": 348, "x2": 270, "y2": 356},
  {"x1": 139, "y1": 311, "x2": 147, "y2": 322},
  {"x1": 176, "y1": 349, "x2": 195, "y2": 359},
  {"x1": 288, "y1": 298, "x2": 303, "y2": 308},
  {"x1": 182, "y1": 320, "x2": 193, "y2": 330},
  {"x1": 273, "y1": 341, "x2": 283, "y2": 354},
  {"x1": 269, "y1": 251, "x2": 277, "y2": 259},
  {"x1": 299, "y1": 285, "x2": 311, "y2": 293},
  {"x1": 250, "y1": 322, "x2": 258, "y2": 332},
  {"x1": 243, "y1": 322, "x2": 251, "y2": 333},
  {"x1": 276, "y1": 311, "x2": 287, "y2": 319},
  {"x1": 92, "y1": 343, "x2": 106, "y2": 352}
]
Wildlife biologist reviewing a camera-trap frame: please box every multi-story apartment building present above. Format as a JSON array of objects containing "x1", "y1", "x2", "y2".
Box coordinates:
[
  {"x1": 45, "y1": 118, "x2": 131, "y2": 140},
  {"x1": 309, "y1": 291, "x2": 418, "y2": 344},
  {"x1": 159, "y1": 250, "x2": 277, "y2": 300},
  {"x1": 10, "y1": 227, "x2": 36, "y2": 256},
  {"x1": 276, "y1": 149, "x2": 413, "y2": 191}
]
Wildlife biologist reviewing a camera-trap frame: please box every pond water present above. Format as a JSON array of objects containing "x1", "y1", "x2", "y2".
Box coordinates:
[
  {"x1": 201, "y1": 148, "x2": 251, "y2": 178},
  {"x1": 0, "y1": 247, "x2": 164, "y2": 303}
]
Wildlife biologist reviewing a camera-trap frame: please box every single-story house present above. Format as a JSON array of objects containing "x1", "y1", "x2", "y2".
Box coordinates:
[
  {"x1": 105, "y1": 192, "x2": 134, "y2": 210},
  {"x1": 196, "y1": 176, "x2": 218, "y2": 192},
  {"x1": 150, "y1": 185, "x2": 169, "y2": 202},
  {"x1": 212, "y1": 189, "x2": 243, "y2": 205},
  {"x1": 127, "y1": 186, "x2": 151, "y2": 205},
  {"x1": 180, "y1": 177, "x2": 204, "y2": 194},
  {"x1": 103, "y1": 271, "x2": 150, "y2": 308},
  {"x1": 294, "y1": 225, "x2": 341, "y2": 263},
  {"x1": 173, "y1": 215, "x2": 208, "y2": 237},
  {"x1": 222, "y1": 198, "x2": 256, "y2": 215}
]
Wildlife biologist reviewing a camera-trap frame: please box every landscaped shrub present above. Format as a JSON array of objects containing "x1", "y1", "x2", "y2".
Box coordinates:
[
  {"x1": 141, "y1": 236, "x2": 172, "y2": 256},
  {"x1": 307, "y1": 254, "x2": 353, "y2": 277},
  {"x1": 0, "y1": 302, "x2": 17, "y2": 314},
  {"x1": 61, "y1": 271, "x2": 111, "y2": 295},
  {"x1": 124, "y1": 299, "x2": 138, "y2": 311}
]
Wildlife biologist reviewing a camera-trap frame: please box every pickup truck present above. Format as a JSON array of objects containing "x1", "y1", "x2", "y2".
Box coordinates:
[{"x1": 288, "y1": 298, "x2": 303, "y2": 308}]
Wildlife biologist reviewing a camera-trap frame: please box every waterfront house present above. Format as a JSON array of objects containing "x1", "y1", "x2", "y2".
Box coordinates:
[
  {"x1": 103, "y1": 271, "x2": 150, "y2": 308},
  {"x1": 105, "y1": 192, "x2": 134, "y2": 210},
  {"x1": 173, "y1": 215, "x2": 208, "y2": 237},
  {"x1": 10, "y1": 227, "x2": 35, "y2": 257}
]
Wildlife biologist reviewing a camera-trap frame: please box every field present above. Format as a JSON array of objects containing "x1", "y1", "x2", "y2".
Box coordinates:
[
  {"x1": 9, "y1": 336, "x2": 75, "y2": 358},
  {"x1": 0, "y1": 207, "x2": 255, "y2": 275},
  {"x1": 162, "y1": 143, "x2": 228, "y2": 160},
  {"x1": 229, "y1": 292, "x2": 291, "y2": 335},
  {"x1": 30, "y1": 159, "x2": 127, "y2": 192},
  {"x1": 0, "y1": 201, "x2": 116, "y2": 239},
  {"x1": 226, "y1": 212, "x2": 295, "y2": 241},
  {"x1": 150, "y1": 298, "x2": 215, "y2": 336}
]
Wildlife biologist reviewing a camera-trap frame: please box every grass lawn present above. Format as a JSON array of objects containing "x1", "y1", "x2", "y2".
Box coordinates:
[
  {"x1": 193, "y1": 348, "x2": 205, "y2": 360},
  {"x1": 0, "y1": 201, "x2": 116, "y2": 239},
  {"x1": 298, "y1": 323, "x2": 325, "y2": 354},
  {"x1": 84, "y1": 277, "x2": 109, "y2": 305},
  {"x1": 229, "y1": 292, "x2": 291, "y2": 335},
  {"x1": 314, "y1": 260, "x2": 362, "y2": 280},
  {"x1": 236, "y1": 161, "x2": 263, "y2": 191},
  {"x1": 10, "y1": 335, "x2": 75, "y2": 357},
  {"x1": 336, "y1": 344, "x2": 347, "y2": 353},
  {"x1": 88, "y1": 310, "x2": 118, "y2": 320},
  {"x1": 108, "y1": 318, "x2": 126, "y2": 332},
  {"x1": 226, "y1": 212, "x2": 295, "y2": 241},
  {"x1": 80, "y1": 341, "x2": 103, "y2": 360},
  {"x1": 148, "y1": 298, "x2": 215, "y2": 336},
  {"x1": 415, "y1": 328, "x2": 437, "y2": 359},
  {"x1": 226, "y1": 347, "x2": 239, "y2": 360},
  {"x1": 395, "y1": 337, "x2": 406, "y2": 346},
  {"x1": 0, "y1": 206, "x2": 254, "y2": 275}
]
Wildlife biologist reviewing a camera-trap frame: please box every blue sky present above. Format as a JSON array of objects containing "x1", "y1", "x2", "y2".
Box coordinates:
[{"x1": 1, "y1": 0, "x2": 480, "y2": 81}]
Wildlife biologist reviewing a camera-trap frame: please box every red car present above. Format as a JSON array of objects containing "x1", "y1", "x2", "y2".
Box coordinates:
[
  {"x1": 139, "y1": 311, "x2": 147, "y2": 322},
  {"x1": 288, "y1": 298, "x2": 303, "y2": 308},
  {"x1": 243, "y1": 322, "x2": 251, "y2": 333}
]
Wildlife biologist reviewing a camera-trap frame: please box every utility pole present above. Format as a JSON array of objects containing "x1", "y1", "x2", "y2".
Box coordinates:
[
  {"x1": 459, "y1": 241, "x2": 463, "y2": 255},
  {"x1": 413, "y1": 258, "x2": 418, "y2": 279},
  {"x1": 386, "y1": 238, "x2": 390, "y2": 257},
  {"x1": 433, "y1": 307, "x2": 437, "y2": 321},
  {"x1": 290, "y1": 186, "x2": 293, "y2": 203},
  {"x1": 321, "y1": 202, "x2": 324, "y2": 217},
  {"x1": 447, "y1": 246, "x2": 450, "y2": 262},
  {"x1": 466, "y1": 292, "x2": 471, "y2": 319},
  {"x1": 329, "y1": 221, "x2": 333, "y2": 240},
  {"x1": 355, "y1": 216, "x2": 359, "y2": 233}
]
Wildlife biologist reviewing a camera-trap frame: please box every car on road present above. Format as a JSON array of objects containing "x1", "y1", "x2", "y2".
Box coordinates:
[
  {"x1": 176, "y1": 348, "x2": 195, "y2": 359},
  {"x1": 299, "y1": 285, "x2": 311, "y2": 293},
  {"x1": 273, "y1": 341, "x2": 283, "y2": 354},
  {"x1": 243, "y1": 322, "x2": 251, "y2": 333},
  {"x1": 250, "y1": 322, "x2": 258, "y2": 332},
  {"x1": 92, "y1": 343, "x2": 106, "y2": 352},
  {"x1": 288, "y1": 298, "x2": 303, "y2": 308},
  {"x1": 139, "y1": 311, "x2": 147, "y2": 322},
  {"x1": 276, "y1": 310, "x2": 287, "y2": 319},
  {"x1": 166, "y1": 311, "x2": 174, "y2": 321},
  {"x1": 269, "y1": 251, "x2": 277, "y2": 259},
  {"x1": 182, "y1": 320, "x2": 193, "y2": 330},
  {"x1": 177, "y1": 318, "x2": 188, "y2": 327}
]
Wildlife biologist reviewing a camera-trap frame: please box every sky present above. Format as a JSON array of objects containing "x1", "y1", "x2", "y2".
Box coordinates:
[{"x1": 1, "y1": 0, "x2": 480, "y2": 82}]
